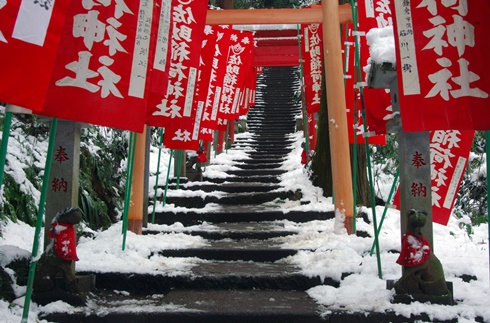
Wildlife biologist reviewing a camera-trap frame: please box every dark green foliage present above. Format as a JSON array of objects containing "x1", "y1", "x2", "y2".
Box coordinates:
[
  {"x1": 78, "y1": 127, "x2": 128, "y2": 230},
  {"x1": 0, "y1": 174, "x2": 38, "y2": 226},
  {"x1": 453, "y1": 131, "x2": 488, "y2": 226}
]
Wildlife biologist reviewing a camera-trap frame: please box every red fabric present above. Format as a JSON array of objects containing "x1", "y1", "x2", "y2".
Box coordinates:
[
  {"x1": 357, "y1": 0, "x2": 393, "y2": 135},
  {"x1": 41, "y1": 1, "x2": 150, "y2": 132},
  {"x1": 393, "y1": 130, "x2": 474, "y2": 226},
  {"x1": 216, "y1": 29, "x2": 254, "y2": 127},
  {"x1": 301, "y1": 149, "x2": 307, "y2": 165},
  {"x1": 391, "y1": 1, "x2": 490, "y2": 131},
  {"x1": 300, "y1": 24, "x2": 323, "y2": 114},
  {"x1": 196, "y1": 25, "x2": 219, "y2": 142},
  {"x1": 0, "y1": 0, "x2": 69, "y2": 112},
  {"x1": 49, "y1": 223, "x2": 79, "y2": 261},
  {"x1": 396, "y1": 233, "x2": 430, "y2": 267},
  {"x1": 341, "y1": 22, "x2": 386, "y2": 145},
  {"x1": 156, "y1": 1, "x2": 208, "y2": 150},
  {"x1": 200, "y1": 26, "x2": 233, "y2": 138},
  {"x1": 197, "y1": 151, "x2": 208, "y2": 163}
]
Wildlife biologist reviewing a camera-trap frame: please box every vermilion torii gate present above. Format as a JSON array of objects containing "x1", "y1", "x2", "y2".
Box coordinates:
[
  {"x1": 129, "y1": 3, "x2": 355, "y2": 234},
  {"x1": 207, "y1": 3, "x2": 355, "y2": 232}
]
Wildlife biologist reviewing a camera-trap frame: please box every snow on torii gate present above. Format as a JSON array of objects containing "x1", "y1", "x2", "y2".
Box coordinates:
[{"x1": 207, "y1": 3, "x2": 355, "y2": 233}]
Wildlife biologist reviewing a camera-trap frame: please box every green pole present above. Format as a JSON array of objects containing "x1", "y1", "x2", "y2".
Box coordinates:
[
  {"x1": 21, "y1": 118, "x2": 59, "y2": 323},
  {"x1": 162, "y1": 149, "x2": 174, "y2": 207},
  {"x1": 296, "y1": 23, "x2": 310, "y2": 162},
  {"x1": 370, "y1": 168, "x2": 399, "y2": 256},
  {"x1": 350, "y1": 0, "x2": 383, "y2": 278},
  {"x1": 0, "y1": 111, "x2": 13, "y2": 188},
  {"x1": 486, "y1": 131, "x2": 490, "y2": 287},
  {"x1": 151, "y1": 128, "x2": 164, "y2": 224},
  {"x1": 175, "y1": 150, "x2": 182, "y2": 189},
  {"x1": 122, "y1": 132, "x2": 137, "y2": 251}
]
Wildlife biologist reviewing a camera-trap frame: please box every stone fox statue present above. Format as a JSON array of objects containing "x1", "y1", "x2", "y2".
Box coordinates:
[
  {"x1": 394, "y1": 209, "x2": 451, "y2": 297},
  {"x1": 33, "y1": 207, "x2": 84, "y2": 305}
]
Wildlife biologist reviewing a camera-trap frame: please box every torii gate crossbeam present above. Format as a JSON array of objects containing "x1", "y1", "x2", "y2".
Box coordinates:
[{"x1": 207, "y1": 3, "x2": 355, "y2": 233}]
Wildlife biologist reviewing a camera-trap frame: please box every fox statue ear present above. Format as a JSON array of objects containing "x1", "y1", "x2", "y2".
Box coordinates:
[{"x1": 407, "y1": 209, "x2": 417, "y2": 217}]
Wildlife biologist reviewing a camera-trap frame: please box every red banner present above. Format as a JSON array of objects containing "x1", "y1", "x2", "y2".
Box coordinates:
[
  {"x1": 151, "y1": 0, "x2": 208, "y2": 150},
  {"x1": 357, "y1": 0, "x2": 393, "y2": 135},
  {"x1": 392, "y1": 1, "x2": 490, "y2": 131},
  {"x1": 216, "y1": 29, "x2": 254, "y2": 130},
  {"x1": 394, "y1": 130, "x2": 474, "y2": 225},
  {"x1": 199, "y1": 26, "x2": 233, "y2": 142},
  {"x1": 301, "y1": 24, "x2": 322, "y2": 114},
  {"x1": 342, "y1": 22, "x2": 386, "y2": 146},
  {"x1": 41, "y1": 0, "x2": 152, "y2": 132},
  {"x1": 0, "y1": 0, "x2": 69, "y2": 112}
]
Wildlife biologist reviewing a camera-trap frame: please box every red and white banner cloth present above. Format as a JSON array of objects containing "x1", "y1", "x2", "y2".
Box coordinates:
[
  {"x1": 394, "y1": 130, "x2": 474, "y2": 226},
  {"x1": 342, "y1": 22, "x2": 386, "y2": 145},
  {"x1": 0, "y1": 0, "x2": 69, "y2": 112},
  {"x1": 145, "y1": 0, "x2": 208, "y2": 149},
  {"x1": 216, "y1": 29, "x2": 254, "y2": 130},
  {"x1": 199, "y1": 25, "x2": 232, "y2": 142},
  {"x1": 300, "y1": 24, "x2": 322, "y2": 115},
  {"x1": 391, "y1": 0, "x2": 490, "y2": 131},
  {"x1": 357, "y1": 0, "x2": 393, "y2": 136},
  {"x1": 41, "y1": 0, "x2": 153, "y2": 132}
]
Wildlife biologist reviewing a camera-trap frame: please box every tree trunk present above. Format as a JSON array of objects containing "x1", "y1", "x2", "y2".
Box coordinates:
[
  {"x1": 218, "y1": 0, "x2": 234, "y2": 9},
  {"x1": 351, "y1": 144, "x2": 370, "y2": 206},
  {"x1": 311, "y1": 69, "x2": 333, "y2": 197}
]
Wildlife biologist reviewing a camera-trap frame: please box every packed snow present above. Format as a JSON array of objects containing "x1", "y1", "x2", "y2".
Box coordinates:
[{"x1": 0, "y1": 129, "x2": 489, "y2": 322}]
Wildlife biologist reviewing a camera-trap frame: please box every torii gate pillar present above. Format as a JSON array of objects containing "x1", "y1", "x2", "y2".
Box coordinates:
[
  {"x1": 322, "y1": 1, "x2": 354, "y2": 233},
  {"x1": 207, "y1": 4, "x2": 355, "y2": 233}
]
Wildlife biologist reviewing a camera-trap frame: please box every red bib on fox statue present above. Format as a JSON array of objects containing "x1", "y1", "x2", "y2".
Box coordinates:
[
  {"x1": 396, "y1": 233, "x2": 430, "y2": 267},
  {"x1": 49, "y1": 222, "x2": 79, "y2": 261}
]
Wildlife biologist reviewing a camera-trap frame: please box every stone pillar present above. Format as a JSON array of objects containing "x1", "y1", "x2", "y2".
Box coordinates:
[
  {"x1": 398, "y1": 131, "x2": 433, "y2": 248},
  {"x1": 44, "y1": 120, "x2": 81, "y2": 247},
  {"x1": 368, "y1": 62, "x2": 433, "y2": 249}
]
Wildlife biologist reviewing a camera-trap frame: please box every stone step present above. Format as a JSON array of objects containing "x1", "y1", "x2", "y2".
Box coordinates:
[
  {"x1": 155, "y1": 244, "x2": 298, "y2": 262},
  {"x1": 160, "y1": 190, "x2": 300, "y2": 208},
  {"x1": 234, "y1": 162, "x2": 282, "y2": 170},
  {"x1": 41, "y1": 290, "x2": 329, "y2": 323},
  {"x1": 153, "y1": 207, "x2": 334, "y2": 226},
  {"x1": 225, "y1": 169, "x2": 287, "y2": 177},
  {"x1": 145, "y1": 222, "x2": 300, "y2": 240},
  {"x1": 78, "y1": 263, "x2": 330, "y2": 295},
  {"x1": 164, "y1": 182, "x2": 281, "y2": 193},
  {"x1": 204, "y1": 175, "x2": 281, "y2": 184}
]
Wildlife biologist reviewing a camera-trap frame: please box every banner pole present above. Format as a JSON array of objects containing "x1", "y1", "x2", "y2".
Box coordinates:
[
  {"x1": 370, "y1": 168, "x2": 400, "y2": 256},
  {"x1": 162, "y1": 149, "x2": 174, "y2": 207},
  {"x1": 122, "y1": 132, "x2": 137, "y2": 250},
  {"x1": 0, "y1": 111, "x2": 13, "y2": 190},
  {"x1": 350, "y1": 0, "x2": 382, "y2": 278},
  {"x1": 151, "y1": 128, "x2": 164, "y2": 224},
  {"x1": 486, "y1": 131, "x2": 490, "y2": 287},
  {"x1": 295, "y1": 23, "x2": 310, "y2": 162},
  {"x1": 21, "y1": 118, "x2": 58, "y2": 323}
]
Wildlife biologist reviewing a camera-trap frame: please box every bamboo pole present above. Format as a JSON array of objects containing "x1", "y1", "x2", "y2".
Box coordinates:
[
  {"x1": 486, "y1": 131, "x2": 490, "y2": 288},
  {"x1": 127, "y1": 127, "x2": 147, "y2": 235},
  {"x1": 206, "y1": 4, "x2": 352, "y2": 26},
  {"x1": 122, "y1": 132, "x2": 137, "y2": 250},
  {"x1": 22, "y1": 118, "x2": 58, "y2": 323},
  {"x1": 0, "y1": 112, "x2": 13, "y2": 189},
  {"x1": 322, "y1": 0, "x2": 354, "y2": 234},
  {"x1": 151, "y1": 128, "x2": 164, "y2": 224}
]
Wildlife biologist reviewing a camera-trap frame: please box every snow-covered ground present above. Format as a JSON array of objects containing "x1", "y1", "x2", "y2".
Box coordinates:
[{"x1": 0, "y1": 131, "x2": 489, "y2": 322}]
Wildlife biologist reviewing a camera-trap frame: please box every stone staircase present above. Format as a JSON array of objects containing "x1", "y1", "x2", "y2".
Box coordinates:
[{"x1": 39, "y1": 67, "x2": 457, "y2": 323}]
